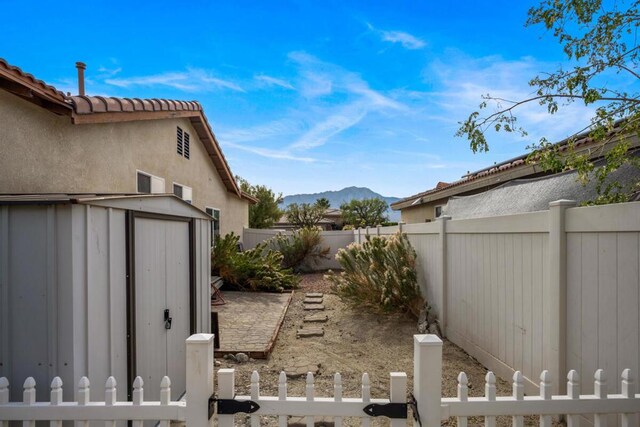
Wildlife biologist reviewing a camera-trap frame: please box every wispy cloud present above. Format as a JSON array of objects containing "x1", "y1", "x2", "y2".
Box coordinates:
[
  {"x1": 254, "y1": 74, "x2": 295, "y2": 90},
  {"x1": 105, "y1": 68, "x2": 244, "y2": 92},
  {"x1": 222, "y1": 141, "x2": 317, "y2": 162},
  {"x1": 427, "y1": 53, "x2": 595, "y2": 141},
  {"x1": 290, "y1": 103, "x2": 368, "y2": 150},
  {"x1": 367, "y1": 23, "x2": 425, "y2": 50},
  {"x1": 218, "y1": 52, "x2": 409, "y2": 164}
]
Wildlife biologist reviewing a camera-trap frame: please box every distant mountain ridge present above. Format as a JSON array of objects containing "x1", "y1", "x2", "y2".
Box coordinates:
[{"x1": 281, "y1": 186, "x2": 401, "y2": 222}]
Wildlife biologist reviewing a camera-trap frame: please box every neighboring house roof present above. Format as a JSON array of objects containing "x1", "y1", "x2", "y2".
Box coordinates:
[
  {"x1": 0, "y1": 58, "x2": 254, "y2": 204},
  {"x1": 392, "y1": 123, "x2": 638, "y2": 211},
  {"x1": 275, "y1": 208, "x2": 342, "y2": 225},
  {"x1": 444, "y1": 154, "x2": 640, "y2": 219}
]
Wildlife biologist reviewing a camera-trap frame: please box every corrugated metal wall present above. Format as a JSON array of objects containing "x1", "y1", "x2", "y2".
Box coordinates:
[{"x1": 0, "y1": 202, "x2": 211, "y2": 403}]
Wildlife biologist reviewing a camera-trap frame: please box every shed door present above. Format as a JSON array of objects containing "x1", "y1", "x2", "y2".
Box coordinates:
[{"x1": 134, "y1": 217, "x2": 191, "y2": 401}]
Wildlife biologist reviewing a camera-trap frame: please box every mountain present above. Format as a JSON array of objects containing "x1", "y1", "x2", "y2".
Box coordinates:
[{"x1": 281, "y1": 186, "x2": 402, "y2": 222}]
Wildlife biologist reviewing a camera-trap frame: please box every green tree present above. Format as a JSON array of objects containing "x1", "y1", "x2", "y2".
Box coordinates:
[
  {"x1": 340, "y1": 198, "x2": 389, "y2": 227},
  {"x1": 236, "y1": 176, "x2": 283, "y2": 229},
  {"x1": 285, "y1": 202, "x2": 326, "y2": 228},
  {"x1": 315, "y1": 197, "x2": 331, "y2": 210},
  {"x1": 457, "y1": 0, "x2": 640, "y2": 204}
]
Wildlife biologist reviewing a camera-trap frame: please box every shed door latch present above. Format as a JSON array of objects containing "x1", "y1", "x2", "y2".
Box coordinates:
[
  {"x1": 164, "y1": 309, "x2": 172, "y2": 329},
  {"x1": 363, "y1": 402, "x2": 408, "y2": 419}
]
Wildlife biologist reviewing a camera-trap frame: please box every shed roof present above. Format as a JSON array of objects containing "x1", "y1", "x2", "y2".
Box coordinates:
[
  {"x1": 0, "y1": 193, "x2": 212, "y2": 219},
  {"x1": 0, "y1": 58, "x2": 253, "y2": 203}
]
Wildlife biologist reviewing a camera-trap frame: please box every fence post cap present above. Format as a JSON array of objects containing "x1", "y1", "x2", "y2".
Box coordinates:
[
  {"x1": 549, "y1": 199, "x2": 577, "y2": 207},
  {"x1": 414, "y1": 334, "x2": 443, "y2": 345},
  {"x1": 436, "y1": 215, "x2": 451, "y2": 221},
  {"x1": 186, "y1": 333, "x2": 215, "y2": 344}
]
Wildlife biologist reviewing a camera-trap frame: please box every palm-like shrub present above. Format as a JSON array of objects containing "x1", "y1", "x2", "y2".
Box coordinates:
[
  {"x1": 268, "y1": 227, "x2": 330, "y2": 272},
  {"x1": 212, "y1": 232, "x2": 298, "y2": 292},
  {"x1": 327, "y1": 232, "x2": 423, "y2": 317}
]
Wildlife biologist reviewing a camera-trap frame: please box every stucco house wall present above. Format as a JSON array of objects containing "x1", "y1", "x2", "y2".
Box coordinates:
[
  {"x1": 399, "y1": 198, "x2": 448, "y2": 223},
  {"x1": 0, "y1": 89, "x2": 248, "y2": 236}
]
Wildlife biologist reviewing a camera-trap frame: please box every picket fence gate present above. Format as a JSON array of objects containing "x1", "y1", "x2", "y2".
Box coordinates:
[{"x1": 1, "y1": 334, "x2": 639, "y2": 426}]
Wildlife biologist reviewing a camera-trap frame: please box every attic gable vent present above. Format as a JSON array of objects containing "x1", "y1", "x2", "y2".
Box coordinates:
[
  {"x1": 184, "y1": 132, "x2": 190, "y2": 159},
  {"x1": 177, "y1": 127, "x2": 184, "y2": 156}
]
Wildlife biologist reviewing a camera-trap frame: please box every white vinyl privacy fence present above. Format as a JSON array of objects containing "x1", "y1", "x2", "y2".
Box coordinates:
[
  {"x1": 245, "y1": 201, "x2": 640, "y2": 404},
  {"x1": 2, "y1": 334, "x2": 639, "y2": 426}
]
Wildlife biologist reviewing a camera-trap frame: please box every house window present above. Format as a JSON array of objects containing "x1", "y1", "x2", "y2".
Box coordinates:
[
  {"x1": 173, "y1": 182, "x2": 193, "y2": 204},
  {"x1": 138, "y1": 173, "x2": 151, "y2": 194},
  {"x1": 137, "y1": 171, "x2": 165, "y2": 194},
  {"x1": 177, "y1": 126, "x2": 190, "y2": 159},
  {"x1": 206, "y1": 207, "x2": 220, "y2": 246},
  {"x1": 435, "y1": 205, "x2": 443, "y2": 218},
  {"x1": 177, "y1": 127, "x2": 184, "y2": 156}
]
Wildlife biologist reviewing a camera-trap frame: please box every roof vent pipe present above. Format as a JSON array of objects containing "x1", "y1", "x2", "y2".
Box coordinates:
[{"x1": 75, "y1": 61, "x2": 86, "y2": 96}]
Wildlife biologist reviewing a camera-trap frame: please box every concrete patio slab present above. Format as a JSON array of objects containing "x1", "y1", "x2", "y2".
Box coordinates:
[{"x1": 211, "y1": 291, "x2": 293, "y2": 359}]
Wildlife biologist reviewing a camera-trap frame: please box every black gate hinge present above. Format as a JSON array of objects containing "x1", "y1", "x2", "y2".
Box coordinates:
[
  {"x1": 363, "y1": 402, "x2": 408, "y2": 419},
  {"x1": 209, "y1": 394, "x2": 260, "y2": 419}
]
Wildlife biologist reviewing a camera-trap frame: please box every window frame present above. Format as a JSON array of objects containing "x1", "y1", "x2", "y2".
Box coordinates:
[
  {"x1": 172, "y1": 181, "x2": 193, "y2": 204},
  {"x1": 136, "y1": 170, "x2": 164, "y2": 194},
  {"x1": 205, "y1": 207, "x2": 221, "y2": 247}
]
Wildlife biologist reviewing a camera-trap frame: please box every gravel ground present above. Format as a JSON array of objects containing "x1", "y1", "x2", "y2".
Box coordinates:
[{"x1": 216, "y1": 273, "x2": 558, "y2": 426}]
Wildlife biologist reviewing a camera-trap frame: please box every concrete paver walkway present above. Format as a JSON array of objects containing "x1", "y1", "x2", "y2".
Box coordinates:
[{"x1": 211, "y1": 291, "x2": 292, "y2": 358}]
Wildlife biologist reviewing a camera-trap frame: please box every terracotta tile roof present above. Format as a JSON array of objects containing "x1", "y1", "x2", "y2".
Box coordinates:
[
  {"x1": 0, "y1": 58, "x2": 67, "y2": 102},
  {"x1": 391, "y1": 124, "x2": 628, "y2": 210},
  {"x1": 68, "y1": 95, "x2": 201, "y2": 114}
]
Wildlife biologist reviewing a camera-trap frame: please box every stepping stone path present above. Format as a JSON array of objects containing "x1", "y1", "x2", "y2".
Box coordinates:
[
  {"x1": 303, "y1": 313, "x2": 328, "y2": 323},
  {"x1": 298, "y1": 293, "x2": 326, "y2": 338},
  {"x1": 284, "y1": 360, "x2": 320, "y2": 378}
]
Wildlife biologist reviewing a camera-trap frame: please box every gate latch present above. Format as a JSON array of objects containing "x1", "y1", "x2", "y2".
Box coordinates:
[
  {"x1": 363, "y1": 402, "x2": 408, "y2": 419},
  {"x1": 209, "y1": 394, "x2": 260, "y2": 418}
]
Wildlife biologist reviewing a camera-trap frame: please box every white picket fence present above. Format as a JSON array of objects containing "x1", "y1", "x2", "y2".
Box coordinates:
[{"x1": 1, "y1": 334, "x2": 639, "y2": 426}]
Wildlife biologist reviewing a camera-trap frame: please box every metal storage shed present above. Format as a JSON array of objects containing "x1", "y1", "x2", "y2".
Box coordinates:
[{"x1": 0, "y1": 194, "x2": 212, "y2": 403}]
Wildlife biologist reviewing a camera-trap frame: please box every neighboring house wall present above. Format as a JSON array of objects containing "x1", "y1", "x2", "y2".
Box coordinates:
[
  {"x1": 399, "y1": 198, "x2": 447, "y2": 223},
  {"x1": 0, "y1": 90, "x2": 248, "y2": 236}
]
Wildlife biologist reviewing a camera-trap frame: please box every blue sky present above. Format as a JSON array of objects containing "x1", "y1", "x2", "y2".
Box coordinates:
[{"x1": 0, "y1": 1, "x2": 609, "y2": 197}]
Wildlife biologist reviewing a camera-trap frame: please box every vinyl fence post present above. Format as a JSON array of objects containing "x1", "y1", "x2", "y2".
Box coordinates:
[
  {"x1": 376, "y1": 224, "x2": 381, "y2": 236},
  {"x1": 186, "y1": 334, "x2": 215, "y2": 427},
  {"x1": 437, "y1": 215, "x2": 450, "y2": 337},
  {"x1": 547, "y1": 200, "x2": 575, "y2": 395},
  {"x1": 413, "y1": 334, "x2": 442, "y2": 427}
]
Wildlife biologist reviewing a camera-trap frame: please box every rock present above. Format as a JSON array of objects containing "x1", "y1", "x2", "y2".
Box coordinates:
[
  {"x1": 304, "y1": 304, "x2": 325, "y2": 311},
  {"x1": 297, "y1": 327, "x2": 324, "y2": 338},
  {"x1": 214, "y1": 360, "x2": 222, "y2": 367},
  {"x1": 235, "y1": 353, "x2": 249, "y2": 363},
  {"x1": 305, "y1": 292, "x2": 324, "y2": 298},
  {"x1": 223, "y1": 354, "x2": 236, "y2": 361},
  {"x1": 304, "y1": 297, "x2": 323, "y2": 304}
]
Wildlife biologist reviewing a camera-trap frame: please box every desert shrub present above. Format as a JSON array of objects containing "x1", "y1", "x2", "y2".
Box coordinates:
[
  {"x1": 212, "y1": 232, "x2": 299, "y2": 292},
  {"x1": 327, "y1": 231, "x2": 423, "y2": 318},
  {"x1": 268, "y1": 227, "x2": 330, "y2": 272}
]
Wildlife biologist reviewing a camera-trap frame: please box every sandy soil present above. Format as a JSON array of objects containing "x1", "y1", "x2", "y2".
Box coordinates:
[{"x1": 217, "y1": 273, "x2": 555, "y2": 426}]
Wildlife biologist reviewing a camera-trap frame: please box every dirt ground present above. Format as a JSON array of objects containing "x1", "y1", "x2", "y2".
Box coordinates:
[{"x1": 217, "y1": 273, "x2": 554, "y2": 426}]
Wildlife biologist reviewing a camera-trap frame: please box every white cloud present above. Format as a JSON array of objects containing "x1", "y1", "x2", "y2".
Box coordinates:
[
  {"x1": 222, "y1": 141, "x2": 317, "y2": 163},
  {"x1": 290, "y1": 102, "x2": 368, "y2": 150},
  {"x1": 367, "y1": 23, "x2": 425, "y2": 50},
  {"x1": 105, "y1": 68, "x2": 244, "y2": 92},
  {"x1": 427, "y1": 53, "x2": 596, "y2": 142},
  {"x1": 254, "y1": 74, "x2": 295, "y2": 90}
]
